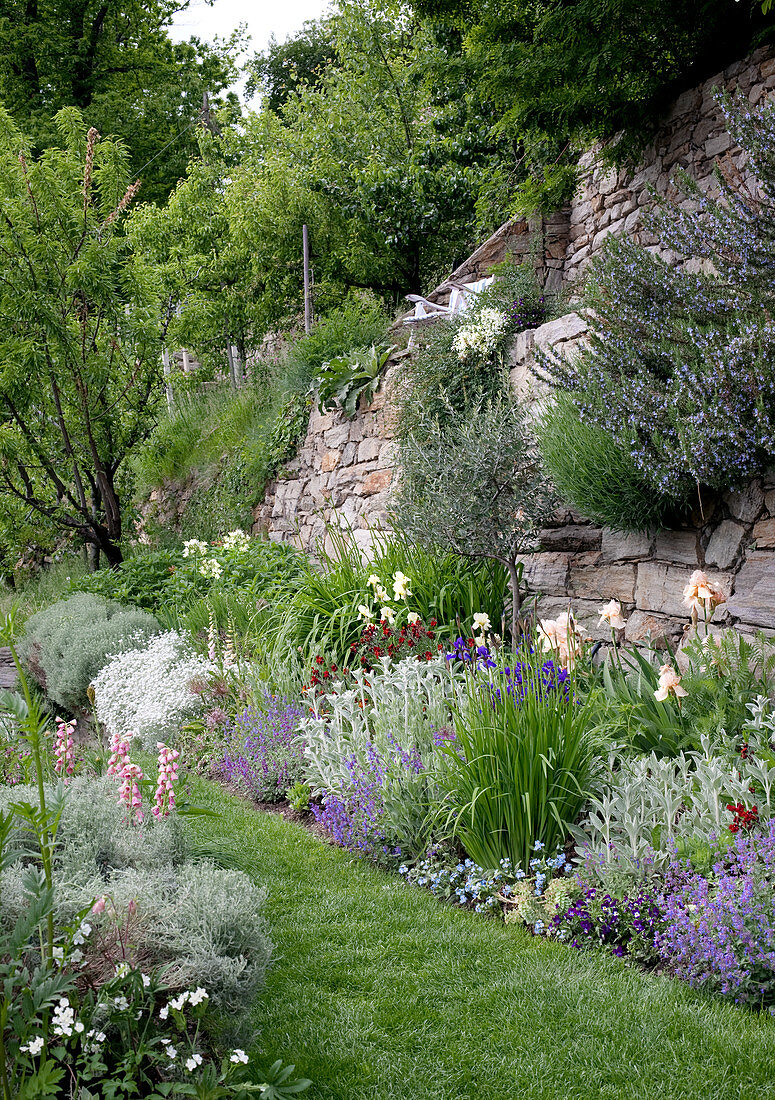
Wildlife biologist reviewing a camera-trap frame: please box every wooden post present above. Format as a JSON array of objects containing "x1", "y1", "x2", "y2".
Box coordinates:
[
  {"x1": 161, "y1": 348, "x2": 174, "y2": 412},
  {"x1": 303, "y1": 224, "x2": 312, "y2": 334}
]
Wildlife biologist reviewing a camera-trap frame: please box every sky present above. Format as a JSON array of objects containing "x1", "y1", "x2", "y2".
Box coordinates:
[{"x1": 170, "y1": 0, "x2": 332, "y2": 100}]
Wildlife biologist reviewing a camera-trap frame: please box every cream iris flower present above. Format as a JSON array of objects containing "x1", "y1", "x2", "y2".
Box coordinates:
[
  {"x1": 654, "y1": 663, "x2": 688, "y2": 701},
  {"x1": 392, "y1": 570, "x2": 412, "y2": 599},
  {"x1": 599, "y1": 599, "x2": 627, "y2": 630}
]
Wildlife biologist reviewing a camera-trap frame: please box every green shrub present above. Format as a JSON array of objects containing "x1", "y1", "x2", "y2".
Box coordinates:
[
  {"x1": 537, "y1": 394, "x2": 673, "y2": 533},
  {"x1": 73, "y1": 538, "x2": 304, "y2": 620},
  {"x1": 312, "y1": 343, "x2": 395, "y2": 418},
  {"x1": 18, "y1": 593, "x2": 161, "y2": 711},
  {"x1": 270, "y1": 529, "x2": 510, "y2": 667},
  {"x1": 283, "y1": 293, "x2": 392, "y2": 388}
]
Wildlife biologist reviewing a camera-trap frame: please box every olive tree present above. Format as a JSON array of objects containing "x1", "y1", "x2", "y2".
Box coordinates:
[{"x1": 391, "y1": 395, "x2": 554, "y2": 640}]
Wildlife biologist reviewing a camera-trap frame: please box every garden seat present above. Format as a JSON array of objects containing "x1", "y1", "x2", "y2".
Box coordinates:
[{"x1": 403, "y1": 275, "x2": 494, "y2": 324}]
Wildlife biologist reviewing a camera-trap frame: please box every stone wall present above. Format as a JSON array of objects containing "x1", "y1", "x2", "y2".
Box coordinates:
[
  {"x1": 252, "y1": 352, "x2": 407, "y2": 556},
  {"x1": 251, "y1": 43, "x2": 775, "y2": 635}
]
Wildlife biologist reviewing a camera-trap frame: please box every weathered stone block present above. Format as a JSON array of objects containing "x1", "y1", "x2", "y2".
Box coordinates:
[
  {"x1": 725, "y1": 481, "x2": 764, "y2": 523},
  {"x1": 635, "y1": 561, "x2": 732, "y2": 619},
  {"x1": 654, "y1": 530, "x2": 700, "y2": 565},
  {"x1": 569, "y1": 561, "x2": 637, "y2": 604},
  {"x1": 726, "y1": 553, "x2": 775, "y2": 628},
  {"x1": 705, "y1": 520, "x2": 746, "y2": 568},
  {"x1": 753, "y1": 518, "x2": 775, "y2": 548},
  {"x1": 624, "y1": 610, "x2": 686, "y2": 649},
  {"x1": 539, "y1": 525, "x2": 602, "y2": 553},
  {"x1": 510, "y1": 328, "x2": 536, "y2": 364},
  {"x1": 518, "y1": 552, "x2": 571, "y2": 597},
  {"x1": 600, "y1": 528, "x2": 654, "y2": 561},
  {"x1": 360, "y1": 469, "x2": 392, "y2": 496},
  {"x1": 357, "y1": 438, "x2": 383, "y2": 463},
  {"x1": 320, "y1": 450, "x2": 340, "y2": 473},
  {"x1": 534, "y1": 313, "x2": 587, "y2": 350},
  {"x1": 324, "y1": 424, "x2": 350, "y2": 449},
  {"x1": 706, "y1": 132, "x2": 732, "y2": 158}
]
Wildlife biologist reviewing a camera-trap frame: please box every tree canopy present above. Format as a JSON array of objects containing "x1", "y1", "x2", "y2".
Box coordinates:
[
  {"x1": 410, "y1": 0, "x2": 775, "y2": 210},
  {"x1": 0, "y1": 0, "x2": 243, "y2": 202}
]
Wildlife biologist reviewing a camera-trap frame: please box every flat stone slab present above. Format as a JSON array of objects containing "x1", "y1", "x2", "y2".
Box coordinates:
[
  {"x1": 0, "y1": 648, "x2": 17, "y2": 690},
  {"x1": 726, "y1": 553, "x2": 775, "y2": 629}
]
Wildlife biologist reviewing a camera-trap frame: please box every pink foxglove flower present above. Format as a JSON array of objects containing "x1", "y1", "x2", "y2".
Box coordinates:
[
  {"x1": 118, "y1": 760, "x2": 144, "y2": 824},
  {"x1": 152, "y1": 741, "x2": 180, "y2": 818},
  {"x1": 54, "y1": 716, "x2": 77, "y2": 783}
]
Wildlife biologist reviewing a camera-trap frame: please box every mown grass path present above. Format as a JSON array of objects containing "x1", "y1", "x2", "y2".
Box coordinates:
[{"x1": 186, "y1": 777, "x2": 775, "y2": 1100}]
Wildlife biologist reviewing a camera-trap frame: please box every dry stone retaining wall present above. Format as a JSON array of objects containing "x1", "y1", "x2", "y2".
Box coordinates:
[{"x1": 251, "y1": 43, "x2": 775, "y2": 634}]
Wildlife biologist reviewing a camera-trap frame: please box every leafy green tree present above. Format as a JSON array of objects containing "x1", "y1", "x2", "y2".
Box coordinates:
[
  {"x1": 0, "y1": 0, "x2": 243, "y2": 203},
  {"x1": 0, "y1": 109, "x2": 166, "y2": 566},
  {"x1": 410, "y1": 0, "x2": 774, "y2": 210},
  {"x1": 129, "y1": 132, "x2": 259, "y2": 383},
  {"x1": 230, "y1": 0, "x2": 505, "y2": 314},
  {"x1": 247, "y1": 18, "x2": 337, "y2": 112}
]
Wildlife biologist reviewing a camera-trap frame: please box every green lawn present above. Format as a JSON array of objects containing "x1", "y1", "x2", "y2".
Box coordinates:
[{"x1": 185, "y1": 777, "x2": 775, "y2": 1100}]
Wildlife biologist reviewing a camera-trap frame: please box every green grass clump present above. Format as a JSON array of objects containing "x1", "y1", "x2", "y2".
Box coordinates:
[
  {"x1": 185, "y1": 777, "x2": 775, "y2": 1100},
  {"x1": 537, "y1": 394, "x2": 677, "y2": 533}
]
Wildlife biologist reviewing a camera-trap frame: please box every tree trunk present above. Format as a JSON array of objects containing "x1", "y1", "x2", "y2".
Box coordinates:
[{"x1": 506, "y1": 560, "x2": 522, "y2": 644}]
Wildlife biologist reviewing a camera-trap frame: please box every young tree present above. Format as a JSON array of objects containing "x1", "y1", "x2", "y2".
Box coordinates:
[
  {"x1": 0, "y1": 109, "x2": 167, "y2": 566},
  {"x1": 391, "y1": 397, "x2": 554, "y2": 641}
]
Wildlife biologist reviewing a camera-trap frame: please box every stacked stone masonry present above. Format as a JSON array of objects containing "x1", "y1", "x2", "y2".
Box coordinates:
[{"x1": 252, "y1": 44, "x2": 775, "y2": 637}]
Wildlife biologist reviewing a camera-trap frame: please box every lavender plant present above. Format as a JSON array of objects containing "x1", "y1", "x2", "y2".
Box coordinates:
[
  {"x1": 311, "y1": 735, "x2": 431, "y2": 861},
  {"x1": 220, "y1": 696, "x2": 305, "y2": 803},
  {"x1": 537, "y1": 91, "x2": 775, "y2": 517}
]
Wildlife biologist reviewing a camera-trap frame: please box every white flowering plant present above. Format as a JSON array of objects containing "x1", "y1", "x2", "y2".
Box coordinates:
[
  {"x1": 93, "y1": 631, "x2": 213, "y2": 750},
  {"x1": 452, "y1": 307, "x2": 508, "y2": 360},
  {"x1": 70, "y1": 534, "x2": 304, "y2": 620},
  {"x1": 11, "y1": 952, "x2": 310, "y2": 1099}
]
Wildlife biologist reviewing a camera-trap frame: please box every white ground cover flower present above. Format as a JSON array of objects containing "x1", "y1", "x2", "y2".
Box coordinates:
[{"x1": 93, "y1": 631, "x2": 212, "y2": 750}]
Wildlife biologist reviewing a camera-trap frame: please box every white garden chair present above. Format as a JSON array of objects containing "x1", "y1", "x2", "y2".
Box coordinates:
[{"x1": 403, "y1": 275, "x2": 494, "y2": 325}]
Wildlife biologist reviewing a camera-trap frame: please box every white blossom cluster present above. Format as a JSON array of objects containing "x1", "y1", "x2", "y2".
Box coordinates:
[
  {"x1": 198, "y1": 558, "x2": 223, "y2": 580},
  {"x1": 221, "y1": 528, "x2": 250, "y2": 552},
  {"x1": 93, "y1": 631, "x2": 212, "y2": 750},
  {"x1": 182, "y1": 539, "x2": 208, "y2": 557},
  {"x1": 452, "y1": 307, "x2": 507, "y2": 360}
]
